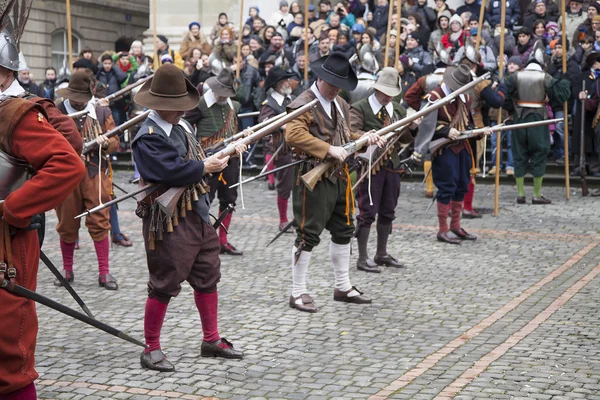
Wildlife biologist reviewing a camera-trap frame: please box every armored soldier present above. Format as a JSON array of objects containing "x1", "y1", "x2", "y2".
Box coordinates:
[
  {"x1": 258, "y1": 66, "x2": 296, "y2": 231},
  {"x1": 350, "y1": 68, "x2": 420, "y2": 273},
  {"x1": 0, "y1": 9, "x2": 85, "y2": 399},
  {"x1": 340, "y1": 45, "x2": 379, "y2": 104},
  {"x1": 284, "y1": 51, "x2": 383, "y2": 312},
  {"x1": 184, "y1": 68, "x2": 244, "y2": 256},
  {"x1": 132, "y1": 64, "x2": 244, "y2": 372},
  {"x1": 504, "y1": 42, "x2": 571, "y2": 204},
  {"x1": 404, "y1": 43, "x2": 450, "y2": 199},
  {"x1": 54, "y1": 72, "x2": 120, "y2": 290}
]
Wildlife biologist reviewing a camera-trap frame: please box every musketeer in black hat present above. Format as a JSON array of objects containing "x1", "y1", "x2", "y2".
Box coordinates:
[
  {"x1": 132, "y1": 64, "x2": 246, "y2": 372},
  {"x1": 284, "y1": 51, "x2": 385, "y2": 313},
  {"x1": 258, "y1": 66, "x2": 297, "y2": 231}
]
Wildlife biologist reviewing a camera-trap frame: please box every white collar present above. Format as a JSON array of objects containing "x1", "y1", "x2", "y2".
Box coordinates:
[
  {"x1": 525, "y1": 63, "x2": 543, "y2": 72},
  {"x1": 64, "y1": 99, "x2": 97, "y2": 120},
  {"x1": 271, "y1": 90, "x2": 291, "y2": 106},
  {"x1": 433, "y1": 67, "x2": 446, "y2": 75},
  {"x1": 368, "y1": 93, "x2": 393, "y2": 119},
  {"x1": 148, "y1": 110, "x2": 174, "y2": 136},
  {"x1": 204, "y1": 88, "x2": 233, "y2": 109},
  {"x1": 0, "y1": 80, "x2": 25, "y2": 97},
  {"x1": 310, "y1": 82, "x2": 343, "y2": 120},
  {"x1": 357, "y1": 71, "x2": 376, "y2": 79},
  {"x1": 441, "y1": 82, "x2": 465, "y2": 103}
]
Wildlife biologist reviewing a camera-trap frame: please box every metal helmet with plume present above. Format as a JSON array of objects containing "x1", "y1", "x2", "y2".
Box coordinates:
[
  {"x1": 527, "y1": 40, "x2": 548, "y2": 68},
  {"x1": 434, "y1": 42, "x2": 451, "y2": 66},
  {"x1": 0, "y1": 0, "x2": 33, "y2": 71}
]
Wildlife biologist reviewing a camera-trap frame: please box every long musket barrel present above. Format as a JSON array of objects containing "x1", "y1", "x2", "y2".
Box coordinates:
[
  {"x1": 81, "y1": 110, "x2": 151, "y2": 155},
  {"x1": 74, "y1": 183, "x2": 156, "y2": 219},
  {"x1": 104, "y1": 75, "x2": 153, "y2": 103},
  {"x1": 428, "y1": 118, "x2": 564, "y2": 154},
  {"x1": 155, "y1": 99, "x2": 319, "y2": 217},
  {"x1": 300, "y1": 72, "x2": 492, "y2": 191},
  {"x1": 68, "y1": 110, "x2": 89, "y2": 119},
  {"x1": 237, "y1": 111, "x2": 260, "y2": 118},
  {"x1": 207, "y1": 111, "x2": 287, "y2": 150}
]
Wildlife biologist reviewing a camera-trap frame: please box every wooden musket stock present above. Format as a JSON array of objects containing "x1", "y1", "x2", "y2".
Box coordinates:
[
  {"x1": 81, "y1": 110, "x2": 151, "y2": 155},
  {"x1": 300, "y1": 73, "x2": 492, "y2": 191}
]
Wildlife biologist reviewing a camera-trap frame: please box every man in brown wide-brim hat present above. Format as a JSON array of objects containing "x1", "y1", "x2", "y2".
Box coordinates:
[
  {"x1": 184, "y1": 67, "x2": 246, "y2": 256},
  {"x1": 132, "y1": 64, "x2": 246, "y2": 372},
  {"x1": 54, "y1": 70, "x2": 121, "y2": 290}
]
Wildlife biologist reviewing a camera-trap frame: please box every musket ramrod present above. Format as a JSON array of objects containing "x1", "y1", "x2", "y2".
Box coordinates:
[{"x1": 300, "y1": 72, "x2": 492, "y2": 191}]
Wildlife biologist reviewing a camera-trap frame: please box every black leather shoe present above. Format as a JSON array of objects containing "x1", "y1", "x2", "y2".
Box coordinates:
[
  {"x1": 54, "y1": 270, "x2": 74, "y2": 287},
  {"x1": 98, "y1": 273, "x2": 118, "y2": 290},
  {"x1": 357, "y1": 258, "x2": 381, "y2": 273},
  {"x1": 451, "y1": 228, "x2": 477, "y2": 241},
  {"x1": 268, "y1": 183, "x2": 275, "y2": 190},
  {"x1": 437, "y1": 232, "x2": 461, "y2": 245},
  {"x1": 201, "y1": 338, "x2": 244, "y2": 359},
  {"x1": 333, "y1": 286, "x2": 372, "y2": 304},
  {"x1": 140, "y1": 350, "x2": 175, "y2": 372},
  {"x1": 374, "y1": 254, "x2": 404, "y2": 268},
  {"x1": 289, "y1": 294, "x2": 318, "y2": 313},
  {"x1": 220, "y1": 243, "x2": 243, "y2": 256},
  {"x1": 462, "y1": 209, "x2": 482, "y2": 219},
  {"x1": 532, "y1": 196, "x2": 551, "y2": 205},
  {"x1": 516, "y1": 196, "x2": 526, "y2": 204}
]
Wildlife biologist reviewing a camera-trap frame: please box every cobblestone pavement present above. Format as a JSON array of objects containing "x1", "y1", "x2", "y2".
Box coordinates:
[{"x1": 34, "y1": 172, "x2": 600, "y2": 400}]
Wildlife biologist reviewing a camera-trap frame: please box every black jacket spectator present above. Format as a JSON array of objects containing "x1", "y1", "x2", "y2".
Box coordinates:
[
  {"x1": 486, "y1": 0, "x2": 520, "y2": 30},
  {"x1": 371, "y1": 3, "x2": 389, "y2": 39},
  {"x1": 523, "y1": 0, "x2": 559, "y2": 24}
]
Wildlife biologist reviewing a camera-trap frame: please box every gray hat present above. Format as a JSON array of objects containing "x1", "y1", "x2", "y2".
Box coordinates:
[
  {"x1": 443, "y1": 64, "x2": 472, "y2": 92},
  {"x1": 280, "y1": 0, "x2": 288, "y2": 8},
  {"x1": 507, "y1": 55, "x2": 522, "y2": 68},
  {"x1": 373, "y1": 67, "x2": 401, "y2": 97}
]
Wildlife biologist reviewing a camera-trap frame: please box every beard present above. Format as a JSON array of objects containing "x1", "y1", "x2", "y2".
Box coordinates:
[{"x1": 281, "y1": 87, "x2": 292, "y2": 96}]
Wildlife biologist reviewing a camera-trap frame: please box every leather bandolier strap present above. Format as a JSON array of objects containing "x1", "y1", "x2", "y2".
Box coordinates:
[{"x1": 201, "y1": 107, "x2": 238, "y2": 149}]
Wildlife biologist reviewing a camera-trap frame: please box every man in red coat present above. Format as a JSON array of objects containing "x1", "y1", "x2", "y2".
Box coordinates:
[{"x1": 0, "y1": 74, "x2": 85, "y2": 400}]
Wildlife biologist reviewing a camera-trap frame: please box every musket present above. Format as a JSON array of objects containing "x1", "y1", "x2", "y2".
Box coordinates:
[
  {"x1": 68, "y1": 110, "x2": 89, "y2": 119},
  {"x1": 81, "y1": 110, "x2": 151, "y2": 155},
  {"x1": 300, "y1": 72, "x2": 492, "y2": 191},
  {"x1": 205, "y1": 111, "x2": 287, "y2": 152},
  {"x1": 104, "y1": 74, "x2": 153, "y2": 103},
  {"x1": 75, "y1": 183, "x2": 156, "y2": 219},
  {"x1": 428, "y1": 118, "x2": 564, "y2": 155},
  {"x1": 238, "y1": 111, "x2": 260, "y2": 118},
  {"x1": 40, "y1": 250, "x2": 94, "y2": 319},
  {"x1": 230, "y1": 158, "x2": 306, "y2": 188},
  {"x1": 1, "y1": 280, "x2": 147, "y2": 348},
  {"x1": 156, "y1": 99, "x2": 319, "y2": 217},
  {"x1": 581, "y1": 81, "x2": 589, "y2": 196}
]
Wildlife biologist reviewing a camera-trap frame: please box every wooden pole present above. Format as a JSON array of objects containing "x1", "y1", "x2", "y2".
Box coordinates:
[
  {"x1": 383, "y1": 0, "x2": 394, "y2": 67},
  {"x1": 394, "y1": 0, "x2": 401, "y2": 68},
  {"x1": 304, "y1": 0, "x2": 309, "y2": 83},
  {"x1": 66, "y1": 0, "x2": 73, "y2": 69},
  {"x1": 474, "y1": 0, "x2": 486, "y2": 49},
  {"x1": 152, "y1": 0, "x2": 157, "y2": 67},
  {"x1": 493, "y1": 0, "x2": 506, "y2": 216},
  {"x1": 561, "y1": 0, "x2": 570, "y2": 199},
  {"x1": 236, "y1": 0, "x2": 244, "y2": 79}
]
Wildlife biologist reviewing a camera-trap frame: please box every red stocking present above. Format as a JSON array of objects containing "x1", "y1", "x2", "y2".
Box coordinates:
[{"x1": 144, "y1": 297, "x2": 169, "y2": 353}]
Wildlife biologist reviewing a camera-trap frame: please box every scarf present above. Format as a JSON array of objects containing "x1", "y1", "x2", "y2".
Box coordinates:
[
  {"x1": 517, "y1": 41, "x2": 531, "y2": 54},
  {"x1": 118, "y1": 59, "x2": 132, "y2": 72}
]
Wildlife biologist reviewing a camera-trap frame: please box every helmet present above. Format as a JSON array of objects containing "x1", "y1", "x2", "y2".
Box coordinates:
[
  {"x1": 0, "y1": 19, "x2": 20, "y2": 71},
  {"x1": 463, "y1": 41, "x2": 478, "y2": 64},
  {"x1": 57, "y1": 57, "x2": 71, "y2": 82},
  {"x1": 434, "y1": 42, "x2": 451, "y2": 66},
  {"x1": 527, "y1": 40, "x2": 547, "y2": 68},
  {"x1": 359, "y1": 44, "x2": 379, "y2": 74},
  {"x1": 208, "y1": 52, "x2": 224, "y2": 76}
]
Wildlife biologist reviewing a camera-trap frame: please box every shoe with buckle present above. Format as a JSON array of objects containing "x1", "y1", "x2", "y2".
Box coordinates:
[
  {"x1": 220, "y1": 243, "x2": 243, "y2": 256},
  {"x1": 532, "y1": 195, "x2": 551, "y2": 205},
  {"x1": 357, "y1": 258, "x2": 380, "y2": 273},
  {"x1": 140, "y1": 349, "x2": 175, "y2": 372},
  {"x1": 451, "y1": 228, "x2": 477, "y2": 241},
  {"x1": 333, "y1": 286, "x2": 372, "y2": 304},
  {"x1": 98, "y1": 273, "x2": 118, "y2": 290},
  {"x1": 201, "y1": 338, "x2": 244, "y2": 359},
  {"x1": 462, "y1": 209, "x2": 482, "y2": 219},
  {"x1": 437, "y1": 231, "x2": 461, "y2": 245},
  {"x1": 374, "y1": 254, "x2": 404, "y2": 268},
  {"x1": 112, "y1": 233, "x2": 132, "y2": 247},
  {"x1": 53, "y1": 270, "x2": 74, "y2": 287},
  {"x1": 516, "y1": 196, "x2": 526, "y2": 204}
]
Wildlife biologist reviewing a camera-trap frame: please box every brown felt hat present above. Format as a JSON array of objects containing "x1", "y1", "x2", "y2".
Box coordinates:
[
  {"x1": 134, "y1": 64, "x2": 200, "y2": 111},
  {"x1": 56, "y1": 70, "x2": 93, "y2": 103},
  {"x1": 205, "y1": 67, "x2": 238, "y2": 97},
  {"x1": 443, "y1": 64, "x2": 472, "y2": 92}
]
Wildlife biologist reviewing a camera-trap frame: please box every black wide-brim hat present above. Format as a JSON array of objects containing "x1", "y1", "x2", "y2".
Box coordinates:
[
  {"x1": 134, "y1": 64, "x2": 199, "y2": 111},
  {"x1": 310, "y1": 51, "x2": 358, "y2": 91},
  {"x1": 265, "y1": 66, "x2": 295, "y2": 91}
]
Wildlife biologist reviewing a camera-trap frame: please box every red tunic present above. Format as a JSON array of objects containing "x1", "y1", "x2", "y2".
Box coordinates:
[
  {"x1": 0, "y1": 110, "x2": 85, "y2": 394},
  {"x1": 29, "y1": 97, "x2": 82, "y2": 154}
]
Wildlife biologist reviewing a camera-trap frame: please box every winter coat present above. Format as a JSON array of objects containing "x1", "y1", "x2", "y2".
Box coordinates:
[
  {"x1": 111, "y1": 54, "x2": 139, "y2": 87},
  {"x1": 441, "y1": 30, "x2": 467, "y2": 52},
  {"x1": 372, "y1": 4, "x2": 390, "y2": 39},
  {"x1": 40, "y1": 79, "x2": 57, "y2": 100},
  {"x1": 326, "y1": 11, "x2": 356, "y2": 28},
  {"x1": 332, "y1": 42, "x2": 356, "y2": 59},
  {"x1": 524, "y1": 0, "x2": 559, "y2": 24},
  {"x1": 485, "y1": 0, "x2": 520, "y2": 30},
  {"x1": 179, "y1": 31, "x2": 212, "y2": 59},
  {"x1": 96, "y1": 65, "x2": 127, "y2": 97},
  {"x1": 152, "y1": 47, "x2": 184, "y2": 70},
  {"x1": 561, "y1": 10, "x2": 586, "y2": 48},
  {"x1": 523, "y1": 12, "x2": 552, "y2": 31},
  {"x1": 490, "y1": 29, "x2": 515, "y2": 56},
  {"x1": 456, "y1": 2, "x2": 481, "y2": 19},
  {"x1": 213, "y1": 40, "x2": 238, "y2": 64},
  {"x1": 210, "y1": 22, "x2": 234, "y2": 43},
  {"x1": 404, "y1": 45, "x2": 433, "y2": 75},
  {"x1": 269, "y1": 10, "x2": 294, "y2": 39},
  {"x1": 512, "y1": 38, "x2": 535, "y2": 66},
  {"x1": 237, "y1": 64, "x2": 261, "y2": 110},
  {"x1": 407, "y1": 3, "x2": 437, "y2": 32}
]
